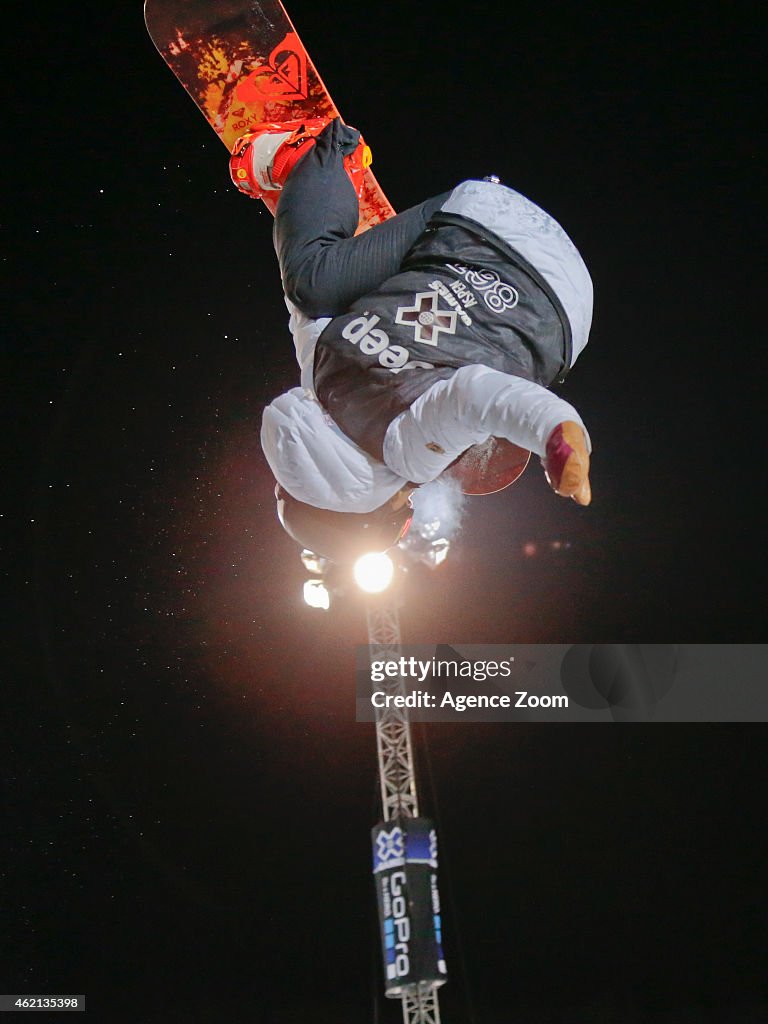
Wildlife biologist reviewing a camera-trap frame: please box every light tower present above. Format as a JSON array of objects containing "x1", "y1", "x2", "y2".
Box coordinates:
[
  {"x1": 300, "y1": 486, "x2": 459, "y2": 1023},
  {"x1": 366, "y1": 590, "x2": 444, "y2": 1024}
]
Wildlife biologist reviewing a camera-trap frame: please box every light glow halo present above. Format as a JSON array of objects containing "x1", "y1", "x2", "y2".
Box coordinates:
[{"x1": 353, "y1": 552, "x2": 395, "y2": 594}]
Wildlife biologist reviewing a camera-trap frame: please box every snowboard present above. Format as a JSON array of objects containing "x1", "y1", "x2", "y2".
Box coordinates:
[
  {"x1": 145, "y1": 0, "x2": 530, "y2": 493},
  {"x1": 446, "y1": 436, "x2": 530, "y2": 496}
]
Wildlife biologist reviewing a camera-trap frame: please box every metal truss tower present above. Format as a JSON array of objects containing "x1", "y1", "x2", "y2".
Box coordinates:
[{"x1": 366, "y1": 595, "x2": 442, "y2": 1024}]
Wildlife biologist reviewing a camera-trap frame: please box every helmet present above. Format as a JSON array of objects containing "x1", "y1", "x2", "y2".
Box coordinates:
[{"x1": 275, "y1": 485, "x2": 412, "y2": 563}]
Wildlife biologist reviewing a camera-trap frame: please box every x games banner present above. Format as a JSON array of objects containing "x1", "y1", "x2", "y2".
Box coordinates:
[{"x1": 371, "y1": 817, "x2": 447, "y2": 997}]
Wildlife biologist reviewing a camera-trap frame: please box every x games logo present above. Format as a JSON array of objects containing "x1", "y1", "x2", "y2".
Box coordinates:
[{"x1": 395, "y1": 292, "x2": 458, "y2": 345}]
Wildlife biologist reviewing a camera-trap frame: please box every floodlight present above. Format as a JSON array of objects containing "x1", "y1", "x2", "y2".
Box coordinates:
[
  {"x1": 300, "y1": 549, "x2": 329, "y2": 575},
  {"x1": 417, "y1": 516, "x2": 442, "y2": 541},
  {"x1": 353, "y1": 552, "x2": 395, "y2": 594},
  {"x1": 303, "y1": 578, "x2": 330, "y2": 610},
  {"x1": 430, "y1": 538, "x2": 450, "y2": 566}
]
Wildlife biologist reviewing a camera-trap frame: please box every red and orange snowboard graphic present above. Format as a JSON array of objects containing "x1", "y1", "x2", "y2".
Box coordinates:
[{"x1": 145, "y1": 0, "x2": 394, "y2": 226}]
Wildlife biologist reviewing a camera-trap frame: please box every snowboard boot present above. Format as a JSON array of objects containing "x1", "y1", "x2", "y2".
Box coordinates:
[
  {"x1": 229, "y1": 118, "x2": 372, "y2": 200},
  {"x1": 542, "y1": 422, "x2": 592, "y2": 506}
]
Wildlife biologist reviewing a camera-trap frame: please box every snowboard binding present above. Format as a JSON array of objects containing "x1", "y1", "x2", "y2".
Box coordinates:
[{"x1": 229, "y1": 118, "x2": 372, "y2": 200}]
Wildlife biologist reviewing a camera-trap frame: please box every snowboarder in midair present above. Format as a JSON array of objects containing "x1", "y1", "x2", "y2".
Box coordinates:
[{"x1": 229, "y1": 118, "x2": 594, "y2": 561}]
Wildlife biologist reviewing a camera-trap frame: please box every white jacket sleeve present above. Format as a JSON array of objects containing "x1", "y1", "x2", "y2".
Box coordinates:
[
  {"x1": 382, "y1": 364, "x2": 590, "y2": 484},
  {"x1": 284, "y1": 298, "x2": 331, "y2": 391},
  {"x1": 261, "y1": 388, "x2": 407, "y2": 512}
]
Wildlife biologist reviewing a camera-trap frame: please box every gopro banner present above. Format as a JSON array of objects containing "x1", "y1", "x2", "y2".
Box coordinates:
[{"x1": 372, "y1": 817, "x2": 448, "y2": 997}]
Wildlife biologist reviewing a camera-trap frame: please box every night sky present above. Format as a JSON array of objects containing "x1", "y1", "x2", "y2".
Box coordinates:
[{"x1": 4, "y1": 2, "x2": 766, "y2": 1022}]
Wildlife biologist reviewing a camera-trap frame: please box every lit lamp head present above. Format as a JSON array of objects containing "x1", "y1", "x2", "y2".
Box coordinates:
[
  {"x1": 352, "y1": 551, "x2": 395, "y2": 593},
  {"x1": 302, "y1": 578, "x2": 330, "y2": 610}
]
